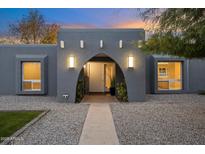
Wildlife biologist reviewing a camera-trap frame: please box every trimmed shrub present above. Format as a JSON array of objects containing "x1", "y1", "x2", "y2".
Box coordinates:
[
  {"x1": 116, "y1": 81, "x2": 128, "y2": 102},
  {"x1": 76, "y1": 80, "x2": 84, "y2": 103}
]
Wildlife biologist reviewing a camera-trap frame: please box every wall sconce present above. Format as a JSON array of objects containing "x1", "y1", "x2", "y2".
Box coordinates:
[
  {"x1": 80, "y1": 40, "x2": 84, "y2": 48},
  {"x1": 128, "y1": 56, "x2": 134, "y2": 68},
  {"x1": 138, "y1": 40, "x2": 143, "y2": 48},
  {"x1": 68, "y1": 56, "x2": 75, "y2": 68},
  {"x1": 60, "y1": 40, "x2": 64, "y2": 48},
  {"x1": 100, "y1": 40, "x2": 103, "y2": 48},
  {"x1": 119, "y1": 40, "x2": 123, "y2": 48}
]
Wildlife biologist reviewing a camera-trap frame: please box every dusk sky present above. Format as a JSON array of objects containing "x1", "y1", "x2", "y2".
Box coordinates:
[{"x1": 0, "y1": 8, "x2": 147, "y2": 35}]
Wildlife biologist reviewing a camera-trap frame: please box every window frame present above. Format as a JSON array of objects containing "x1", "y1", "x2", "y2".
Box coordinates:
[
  {"x1": 16, "y1": 55, "x2": 48, "y2": 95},
  {"x1": 153, "y1": 57, "x2": 187, "y2": 94},
  {"x1": 22, "y1": 62, "x2": 42, "y2": 92},
  {"x1": 157, "y1": 61, "x2": 183, "y2": 91}
]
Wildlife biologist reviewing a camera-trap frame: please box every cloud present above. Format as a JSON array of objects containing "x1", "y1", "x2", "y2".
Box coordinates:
[
  {"x1": 58, "y1": 20, "x2": 154, "y2": 30},
  {"x1": 110, "y1": 20, "x2": 152, "y2": 30}
]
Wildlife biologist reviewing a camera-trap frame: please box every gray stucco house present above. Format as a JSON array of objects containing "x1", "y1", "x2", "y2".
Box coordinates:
[{"x1": 0, "y1": 28, "x2": 205, "y2": 102}]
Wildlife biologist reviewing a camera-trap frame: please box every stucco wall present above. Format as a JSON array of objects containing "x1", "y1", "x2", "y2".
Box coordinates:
[
  {"x1": 145, "y1": 55, "x2": 155, "y2": 94},
  {"x1": 146, "y1": 55, "x2": 205, "y2": 94},
  {"x1": 0, "y1": 45, "x2": 57, "y2": 96},
  {"x1": 188, "y1": 58, "x2": 205, "y2": 92},
  {"x1": 57, "y1": 29, "x2": 146, "y2": 102}
]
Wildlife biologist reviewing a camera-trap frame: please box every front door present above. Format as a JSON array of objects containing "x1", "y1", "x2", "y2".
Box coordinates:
[{"x1": 89, "y1": 62, "x2": 105, "y2": 92}]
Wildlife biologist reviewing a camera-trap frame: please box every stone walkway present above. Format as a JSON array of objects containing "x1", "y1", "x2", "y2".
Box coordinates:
[{"x1": 79, "y1": 103, "x2": 119, "y2": 144}]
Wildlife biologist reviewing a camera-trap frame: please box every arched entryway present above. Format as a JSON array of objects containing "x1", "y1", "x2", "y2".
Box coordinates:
[
  {"x1": 57, "y1": 29, "x2": 146, "y2": 103},
  {"x1": 75, "y1": 53, "x2": 128, "y2": 103}
]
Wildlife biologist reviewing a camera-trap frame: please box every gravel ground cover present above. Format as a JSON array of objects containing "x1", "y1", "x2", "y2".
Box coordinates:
[
  {"x1": 111, "y1": 94, "x2": 205, "y2": 144},
  {"x1": 0, "y1": 96, "x2": 89, "y2": 145}
]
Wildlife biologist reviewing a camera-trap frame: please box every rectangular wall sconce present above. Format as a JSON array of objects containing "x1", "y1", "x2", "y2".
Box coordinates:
[
  {"x1": 68, "y1": 56, "x2": 75, "y2": 68},
  {"x1": 80, "y1": 40, "x2": 84, "y2": 48},
  {"x1": 119, "y1": 40, "x2": 123, "y2": 48},
  {"x1": 100, "y1": 40, "x2": 103, "y2": 48},
  {"x1": 60, "y1": 40, "x2": 64, "y2": 49},
  {"x1": 138, "y1": 40, "x2": 143, "y2": 48},
  {"x1": 128, "y1": 56, "x2": 134, "y2": 68}
]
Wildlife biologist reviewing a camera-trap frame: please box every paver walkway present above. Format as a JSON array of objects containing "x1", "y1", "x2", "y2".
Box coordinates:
[
  {"x1": 82, "y1": 94, "x2": 118, "y2": 103},
  {"x1": 79, "y1": 103, "x2": 119, "y2": 145}
]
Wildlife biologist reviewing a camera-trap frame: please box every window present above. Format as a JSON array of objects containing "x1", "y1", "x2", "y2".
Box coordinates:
[
  {"x1": 22, "y1": 62, "x2": 41, "y2": 91},
  {"x1": 157, "y1": 62, "x2": 182, "y2": 90}
]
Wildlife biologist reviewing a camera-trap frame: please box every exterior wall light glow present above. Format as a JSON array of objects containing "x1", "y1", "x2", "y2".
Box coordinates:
[
  {"x1": 100, "y1": 40, "x2": 103, "y2": 48},
  {"x1": 60, "y1": 40, "x2": 64, "y2": 48},
  {"x1": 80, "y1": 40, "x2": 84, "y2": 48},
  {"x1": 138, "y1": 40, "x2": 143, "y2": 48},
  {"x1": 128, "y1": 56, "x2": 134, "y2": 68},
  {"x1": 119, "y1": 40, "x2": 123, "y2": 48},
  {"x1": 68, "y1": 56, "x2": 75, "y2": 68}
]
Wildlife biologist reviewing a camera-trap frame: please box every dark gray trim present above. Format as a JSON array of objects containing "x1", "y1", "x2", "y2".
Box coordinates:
[
  {"x1": 16, "y1": 55, "x2": 48, "y2": 95},
  {"x1": 153, "y1": 57, "x2": 188, "y2": 94}
]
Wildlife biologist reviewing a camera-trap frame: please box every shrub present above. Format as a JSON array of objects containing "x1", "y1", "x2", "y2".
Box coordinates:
[
  {"x1": 76, "y1": 80, "x2": 84, "y2": 103},
  {"x1": 116, "y1": 81, "x2": 128, "y2": 102}
]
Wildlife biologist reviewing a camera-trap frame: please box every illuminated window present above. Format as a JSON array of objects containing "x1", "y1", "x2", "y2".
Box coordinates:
[
  {"x1": 157, "y1": 62, "x2": 182, "y2": 90},
  {"x1": 22, "y1": 62, "x2": 41, "y2": 91}
]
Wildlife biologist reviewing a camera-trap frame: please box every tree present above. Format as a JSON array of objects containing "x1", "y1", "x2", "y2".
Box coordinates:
[
  {"x1": 40, "y1": 24, "x2": 60, "y2": 44},
  {"x1": 9, "y1": 9, "x2": 60, "y2": 44},
  {"x1": 140, "y1": 8, "x2": 205, "y2": 58},
  {"x1": 9, "y1": 10, "x2": 45, "y2": 44}
]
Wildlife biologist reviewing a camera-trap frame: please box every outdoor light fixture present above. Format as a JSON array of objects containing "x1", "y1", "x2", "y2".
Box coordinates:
[
  {"x1": 138, "y1": 40, "x2": 143, "y2": 48},
  {"x1": 128, "y1": 56, "x2": 134, "y2": 68},
  {"x1": 80, "y1": 40, "x2": 84, "y2": 48},
  {"x1": 60, "y1": 40, "x2": 64, "y2": 48},
  {"x1": 119, "y1": 40, "x2": 123, "y2": 48},
  {"x1": 68, "y1": 56, "x2": 75, "y2": 68},
  {"x1": 83, "y1": 64, "x2": 86, "y2": 68},
  {"x1": 100, "y1": 40, "x2": 103, "y2": 48}
]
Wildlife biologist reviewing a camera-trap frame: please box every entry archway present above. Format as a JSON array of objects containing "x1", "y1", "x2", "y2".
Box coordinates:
[
  {"x1": 75, "y1": 53, "x2": 128, "y2": 103},
  {"x1": 57, "y1": 49, "x2": 145, "y2": 102}
]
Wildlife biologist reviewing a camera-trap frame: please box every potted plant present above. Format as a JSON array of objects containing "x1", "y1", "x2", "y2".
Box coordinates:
[{"x1": 109, "y1": 77, "x2": 115, "y2": 96}]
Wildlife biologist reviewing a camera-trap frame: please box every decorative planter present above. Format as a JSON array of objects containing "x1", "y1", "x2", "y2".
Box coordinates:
[{"x1": 109, "y1": 87, "x2": 115, "y2": 96}]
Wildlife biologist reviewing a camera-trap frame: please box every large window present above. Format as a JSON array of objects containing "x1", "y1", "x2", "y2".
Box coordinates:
[
  {"x1": 157, "y1": 62, "x2": 182, "y2": 90},
  {"x1": 22, "y1": 62, "x2": 41, "y2": 91}
]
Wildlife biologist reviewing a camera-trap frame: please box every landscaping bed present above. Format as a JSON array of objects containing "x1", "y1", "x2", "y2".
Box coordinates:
[
  {"x1": 0, "y1": 111, "x2": 43, "y2": 143},
  {"x1": 111, "y1": 102, "x2": 205, "y2": 144}
]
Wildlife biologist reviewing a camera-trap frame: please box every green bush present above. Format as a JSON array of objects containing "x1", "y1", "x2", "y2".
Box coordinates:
[
  {"x1": 76, "y1": 80, "x2": 84, "y2": 103},
  {"x1": 116, "y1": 81, "x2": 128, "y2": 102}
]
